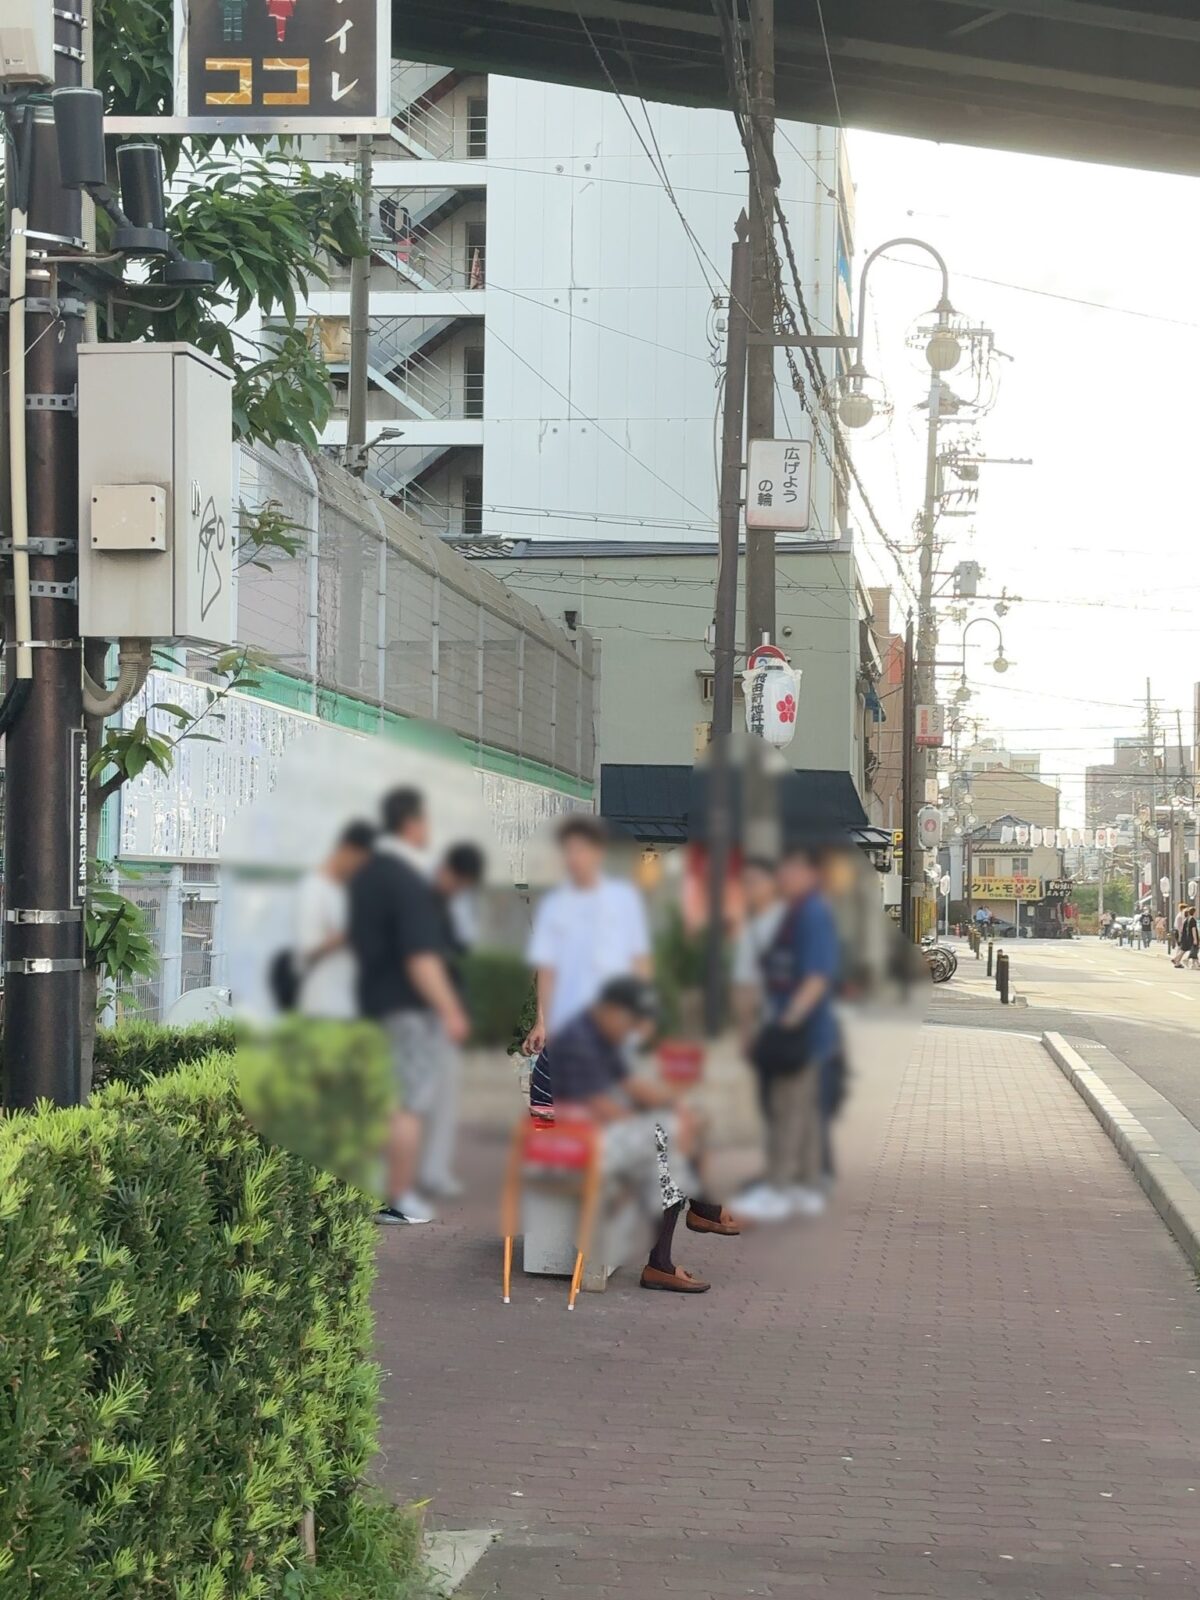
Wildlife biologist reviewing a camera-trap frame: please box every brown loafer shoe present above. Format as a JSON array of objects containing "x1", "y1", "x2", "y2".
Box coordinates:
[
  {"x1": 686, "y1": 1207, "x2": 741, "y2": 1236},
  {"x1": 640, "y1": 1265, "x2": 711, "y2": 1293}
]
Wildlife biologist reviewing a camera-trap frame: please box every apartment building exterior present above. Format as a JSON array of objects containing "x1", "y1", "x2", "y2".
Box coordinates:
[{"x1": 299, "y1": 63, "x2": 856, "y2": 549}]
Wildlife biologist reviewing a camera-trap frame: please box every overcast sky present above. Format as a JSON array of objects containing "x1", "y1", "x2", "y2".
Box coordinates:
[{"x1": 844, "y1": 130, "x2": 1200, "y2": 823}]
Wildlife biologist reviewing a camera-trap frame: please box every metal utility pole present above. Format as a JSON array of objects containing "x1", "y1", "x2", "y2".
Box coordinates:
[
  {"x1": 346, "y1": 135, "x2": 373, "y2": 477},
  {"x1": 900, "y1": 613, "x2": 916, "y2": 940},
  {"x1": 704, "y1": 215, "x2": 751, "y2": 1036},
  {"x1": 2, "y1": 24, "x2": 89, "y2": 1104},
  {"x1": 1145, "y1": 677, "x2": 1159, "y2": 917},
  {"x1": 743, "y1": 0, "x2": 780, "y2": 858},
  {"x1": 910, "y1": 370, "x2": 944, "y2": 939}
]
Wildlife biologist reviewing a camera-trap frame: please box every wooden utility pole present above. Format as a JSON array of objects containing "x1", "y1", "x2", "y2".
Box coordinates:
[
  {"x1": 900, "y1": 614, "x2": 916, "y2": 940},
  {"x1": 743, "y1": 0, "x2": 780, "y2": 858},
  {"x1": 704, "y1": 215, "x2": 751, "y2": 1035}
]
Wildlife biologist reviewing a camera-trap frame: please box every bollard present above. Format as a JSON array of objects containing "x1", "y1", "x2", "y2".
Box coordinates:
[
  {"x1": 997, "y1": 950, "x2": 1010, "y2": 1005},
  {"x1": 986, "y1": 939, "x2": 994, "y2": 977}
]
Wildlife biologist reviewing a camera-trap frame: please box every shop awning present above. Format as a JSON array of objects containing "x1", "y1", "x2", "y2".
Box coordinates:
[{"x1": 600, "y1": 763, "x2": 870, "y2": 848}]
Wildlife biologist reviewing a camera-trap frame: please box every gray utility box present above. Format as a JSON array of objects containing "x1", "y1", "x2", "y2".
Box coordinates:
[{"x1": 78, "y1": 343, "x2": 235, "y2": 647}]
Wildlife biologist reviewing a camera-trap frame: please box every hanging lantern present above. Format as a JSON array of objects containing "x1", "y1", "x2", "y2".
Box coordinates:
[
  {"x1": 742, "y1": 644, "x2": 801, "y2": 749},
  {"x1": 636, "y1": 846, "x2": 664, "y2": 891}
]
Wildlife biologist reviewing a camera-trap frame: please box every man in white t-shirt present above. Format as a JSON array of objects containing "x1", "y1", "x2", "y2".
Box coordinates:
[
  {"x1": 523, "y1": 817, "x2": 652, "y2": 1076},
  {"x1": 296, "y1": 820, "x2": 377, "y2": 1019}
]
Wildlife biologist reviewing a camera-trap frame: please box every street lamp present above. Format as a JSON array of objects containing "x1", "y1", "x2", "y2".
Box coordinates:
[
  {"x1": 960, "y1": 615, "x2": 1012, "y2": 678},
  {"x1": 821, "y1": 236, "x2": 960, "y2": 427}
]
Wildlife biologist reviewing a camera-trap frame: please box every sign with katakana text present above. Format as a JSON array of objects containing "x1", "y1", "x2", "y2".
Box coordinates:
[
  {"x1": 174, "y1": 0, "x2": 389, "y2": 132},
  {"x1": 745, "y1": 439, "x2": 814, "y2": 534}
]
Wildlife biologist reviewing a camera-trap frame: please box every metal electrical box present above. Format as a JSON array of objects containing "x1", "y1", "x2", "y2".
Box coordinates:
[{"x1": 78, "y1": 343, "x2": 234, "y2": 646}]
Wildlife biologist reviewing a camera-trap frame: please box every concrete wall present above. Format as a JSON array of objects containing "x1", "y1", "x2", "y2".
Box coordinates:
[{"x1": 484, "y1": 546, "x2": 869, "y2": 783}]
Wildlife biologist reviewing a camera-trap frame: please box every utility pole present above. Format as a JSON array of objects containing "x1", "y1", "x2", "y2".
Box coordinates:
[
  {"x1": 346, "y1": 135, "x2": 373, "y2": 477},
  {"x1": 704, "y1": 215, "x2": 751, "y2": 1035},
  {"x1": 910, "y1": 369, "x2": 944, "y2": 939},
  {"x1": 2, "y1": 25, "x2": 89, "y2": 1105},
  {"x1": 900, "y1": 613, "x2": 916, "y2": 940},
  {"x1": 743, "y1": 0, "x2": 780, "y2": 858},
  {"x1": 1145, "y1": 677, "x2": 1159, "y2": 918}
]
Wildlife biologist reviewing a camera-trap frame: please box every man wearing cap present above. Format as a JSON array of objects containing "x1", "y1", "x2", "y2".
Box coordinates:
[{"x1": 538, "y1": 976, "x2": 739, "y2": 1293}]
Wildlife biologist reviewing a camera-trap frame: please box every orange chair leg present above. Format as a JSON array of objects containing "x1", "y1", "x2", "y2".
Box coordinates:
[
  {"x1": 500, "y1": 1123, "x2": 524, "y2": 1304},
  {"x1": 568, "y1": 1142, "x2": 603, "y2": 1311}
]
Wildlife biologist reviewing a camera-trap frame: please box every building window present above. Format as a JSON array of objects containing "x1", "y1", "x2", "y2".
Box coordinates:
[
  {"x1": 463, "y1": 345, "x2": 484, "y2": 418},
  {"x1": 1011, "y1": 856, "x2": 1030, "y2": 876},
  {"x1": 976, "y1": 857, "x2": 996, "y2": 876},
  {"x1": 466, "y1": 96, "x2": 488, "y2": 158},
  {"x1": 461, "y1": 474, "x2": 483, "y2": 539}
]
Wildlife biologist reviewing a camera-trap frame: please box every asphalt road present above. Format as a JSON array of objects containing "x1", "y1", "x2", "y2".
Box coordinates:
[{"x1": 929, "y1": 934, "x2": 1200, "y2": 1133}]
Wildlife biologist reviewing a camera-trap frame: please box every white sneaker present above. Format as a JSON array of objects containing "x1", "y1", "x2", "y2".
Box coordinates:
[
  {"x1": 734, "y1": 1180, "x2": 775, "y2": 1207},
  {"x1": 733, "y1": 1186, "x2": 794, "y2": 1223},
  {"x1": 786, "y1": 1186, "x2": 827, "y2": 1218},
  {"x1": 376, "y1": 1191, "x2": 435, "y2": 1225},
  {"x1": 422, "y1": 1176, "x2": 464, "y2": 1200}
]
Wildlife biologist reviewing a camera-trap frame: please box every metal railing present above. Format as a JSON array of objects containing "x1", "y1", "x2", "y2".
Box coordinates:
[{"x1": 390, "y1": 61, "x2": 488, "y2": 161}]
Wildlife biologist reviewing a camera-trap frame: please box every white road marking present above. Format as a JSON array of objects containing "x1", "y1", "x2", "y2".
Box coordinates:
[{"x1": 1170, "y1": 990, "x2": 1199, "y2": 1002}]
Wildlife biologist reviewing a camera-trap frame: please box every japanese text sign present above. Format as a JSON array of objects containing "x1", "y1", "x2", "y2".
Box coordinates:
[
  {"x1": 175, "y1": 0, "x2": 390, "y2": 132},
  {"x1": 745, "y1": 439, "x2": 814, "y2": 534}
]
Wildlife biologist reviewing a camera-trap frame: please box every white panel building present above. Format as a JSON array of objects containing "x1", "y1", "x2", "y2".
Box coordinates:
[{"x1": 304, "y1": 63, "x2": 855, "y2": 546}]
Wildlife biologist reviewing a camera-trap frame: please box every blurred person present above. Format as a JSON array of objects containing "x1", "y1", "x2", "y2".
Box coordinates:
[
  {"x1": 349, "y1": 787, "x2": 470, "y2": 1225},
  {"x1": 1172, "y1": 903, "x2": 1188, "y2": 966},
  {"x1": 1139, "y1": 907, "x2": 1153, "y2": 948},
  {"x1": 1154, "y1": 912, "x2": 1167, "y2": 944},
  {"x1": 737, "y1": 846, "x2": 840, "y2": 1224},
  {"x1": 523, "y1": 816, "x2": 652, "y2": 1100},
  {"x1": 730, "y1": 858, "x2": 783, "y2": 1197},
  {"x1": 1178, "y1": 904, "x2": 1200, "y2": 969},
  {"x1": 296, "y1": 820, "x2": 376, "y2": 1019},
  {"x1": 540, "y1": 976, "x2": 739, "y2": 1294},
  {"x1": 419, "y1": 842, "x2": 487, "y2": 1200}
]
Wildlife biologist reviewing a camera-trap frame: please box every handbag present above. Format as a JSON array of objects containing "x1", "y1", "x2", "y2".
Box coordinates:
[{"x1": 750, "y1": 1021, "x2": 811, "y2": 1079}]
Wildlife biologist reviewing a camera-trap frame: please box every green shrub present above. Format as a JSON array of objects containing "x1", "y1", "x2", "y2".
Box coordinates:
[
  {"x1": 91, "y1": 1018, "x2": 238, "y2": 1091},
  {"x1": 459, "y1": 947, "x2": 535, "y2": 1049},
  {"x1": 0, "y1": 1056, "x2": 379, "y2": 1599}
]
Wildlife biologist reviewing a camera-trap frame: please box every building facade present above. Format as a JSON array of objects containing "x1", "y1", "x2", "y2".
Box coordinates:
[
  {"x1": 1085, "y1": 736, "x2": 1192, "y2": 831},
  {"x1": 301, "y1": 64, "x2": 853, "y2": 548}
]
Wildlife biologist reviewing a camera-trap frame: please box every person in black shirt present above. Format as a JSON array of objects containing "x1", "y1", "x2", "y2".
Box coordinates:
[
  {"x1": 348, "y1": 787, "x2": 470, "y2": 1225},
  {"x1": 541, "y1": 977, "x2": 739, "y2": 1294}
]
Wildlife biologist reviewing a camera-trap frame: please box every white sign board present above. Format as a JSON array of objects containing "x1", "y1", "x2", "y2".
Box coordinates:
[
  {"x1": 746, "y1": 439, "x2": 813, "y2": 534},
  {"x1": 915, "y1": 704, "x2": 945, "y2": 748}
]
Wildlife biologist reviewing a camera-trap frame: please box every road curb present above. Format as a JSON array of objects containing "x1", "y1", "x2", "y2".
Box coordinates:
[{"x1": 1042, "y1": 1031, "x2": 1200, "y2": 1272}]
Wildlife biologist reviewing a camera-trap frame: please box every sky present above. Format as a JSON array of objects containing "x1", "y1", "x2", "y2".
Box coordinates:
[{"x1": 842, "y1": 130, "x2": 1200, "y2": 823}]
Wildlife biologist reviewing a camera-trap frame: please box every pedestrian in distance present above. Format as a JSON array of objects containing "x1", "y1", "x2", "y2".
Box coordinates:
[
  {"x1": 290, "y1": 820, "x2": 376, "y2": 1019},
  {"x1": 1172, "y1": 902, "x2": 1187, "y2": 963},
  {"x1": 1174, "y1": 904, "x2": 1200, "y2": 970},
  {"x1": 1154, "y1": 912, "x2": 1167, "y2": 945},
  {"x1": 1139, "y1": 908, "x2": 1153, "y2": 949}
]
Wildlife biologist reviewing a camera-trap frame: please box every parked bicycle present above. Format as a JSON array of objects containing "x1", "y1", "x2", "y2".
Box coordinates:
[{"x1": 922, "y1": 934, "x2": 958, "y2": 984}]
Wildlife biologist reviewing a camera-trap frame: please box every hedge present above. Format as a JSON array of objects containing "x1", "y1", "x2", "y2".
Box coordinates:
[
  {"x1": 91, "y1": 1018, "x2": 239, "y2": 1091},
  {"x1": 0, "y1": 1054, "x2": 380, "y2": 1599}
]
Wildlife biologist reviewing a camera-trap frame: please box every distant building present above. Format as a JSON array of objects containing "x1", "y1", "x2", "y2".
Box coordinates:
[
  {"x1": 1085, "y1": 736, "x2": 1191, "y2": 831},
  {"x1": 963, "y1": 768, "x2": 1061, "y2": 831},
  {"x1": 961, "y1": 739, "x2": 1041, "y2": 776}
]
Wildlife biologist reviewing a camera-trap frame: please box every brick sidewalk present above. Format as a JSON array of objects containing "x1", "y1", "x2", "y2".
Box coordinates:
[{"x1": 372, "y1": 1023, "x2": 1200, "y2": 1597}]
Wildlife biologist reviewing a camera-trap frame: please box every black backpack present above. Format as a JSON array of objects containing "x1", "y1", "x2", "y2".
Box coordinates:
[{"x1": 269, "y1": 949, "x2": 302, "y2": 1012}]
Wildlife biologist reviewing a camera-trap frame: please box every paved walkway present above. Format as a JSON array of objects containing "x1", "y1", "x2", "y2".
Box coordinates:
[{"x1": 373, "y1": 1023, "x2": 1200, "y2": 1597}]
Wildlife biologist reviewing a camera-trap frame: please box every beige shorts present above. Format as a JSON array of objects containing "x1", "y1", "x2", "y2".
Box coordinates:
[{"x1": 384, "y1": 1011, "x2": 450, "y2": 1118}]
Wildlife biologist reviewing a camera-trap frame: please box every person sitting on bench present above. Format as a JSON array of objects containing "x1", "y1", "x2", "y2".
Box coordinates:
[{"x1": 532, "y1": 976, "x2": 739, "y2": 1294}]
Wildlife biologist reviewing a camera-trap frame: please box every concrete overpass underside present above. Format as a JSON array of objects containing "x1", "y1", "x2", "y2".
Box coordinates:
[{"x1": 392, "y1": 0, "x2": 1200, "y2": 177}]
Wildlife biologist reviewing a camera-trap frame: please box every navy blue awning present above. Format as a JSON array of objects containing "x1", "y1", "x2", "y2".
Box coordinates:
[{"x1": 600, "y1": 763, "x2": 869, "y2": 848}]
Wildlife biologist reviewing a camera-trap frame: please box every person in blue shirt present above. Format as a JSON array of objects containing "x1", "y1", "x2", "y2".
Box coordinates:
[{"x1": 736, "y1": 846, "x2": 840, "y2": 1224}]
